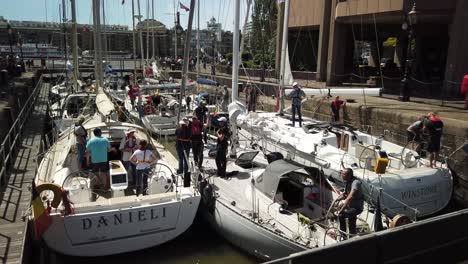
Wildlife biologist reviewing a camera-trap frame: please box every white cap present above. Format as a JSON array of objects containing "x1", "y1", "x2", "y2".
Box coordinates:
[
  {"x1": 293, "y1": 82, "x2": 299, "y2": 87},
  {"x1": 126, "y1": 128, "x2": 136, "y2": 134},
  {"x1": 179, "y1": 120, "x2": 187, "y2": 125},
  {"x1": 218, "y1": 117, "x2": 227, "y2": 122}
]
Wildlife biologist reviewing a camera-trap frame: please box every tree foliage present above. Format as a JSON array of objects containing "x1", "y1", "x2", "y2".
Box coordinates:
[{"x1": 251, "y1": 0, "x2": 277, "y2": 57}]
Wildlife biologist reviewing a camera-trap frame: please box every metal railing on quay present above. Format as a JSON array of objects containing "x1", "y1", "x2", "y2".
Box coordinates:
[{"x1": 0, "y1": 75, "x2": 43, "y2": 186}]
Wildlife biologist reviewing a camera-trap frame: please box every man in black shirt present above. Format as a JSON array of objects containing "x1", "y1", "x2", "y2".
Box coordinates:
[
  {"x1": 216, "y1": 117, "x2": 230, "y2": 178},
  {"x1": 194, "y1": 100, "x2": 209, "y2": 144},
  {"x1": 424, "y1": 112, "x2": 444, "y2": 168},
  {"x1": 175, "y1": 119, "x2": 192, "y2": 176}
]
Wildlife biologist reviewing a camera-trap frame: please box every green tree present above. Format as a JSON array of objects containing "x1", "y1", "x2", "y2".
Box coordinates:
[{"x1": 251, "y1": 0, "x2": 277, "y2": 57}]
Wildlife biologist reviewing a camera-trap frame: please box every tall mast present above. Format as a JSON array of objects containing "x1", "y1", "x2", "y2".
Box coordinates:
[
  {"x1": 137, "y1": 0, "x2": 145, "y2": 77},
  {"x1": 61, "y1": 0, "x2": 69, "y2": 91},
  {"x1": 151, "y1": 0, "x2": 155, "y2": 59},
  {"x1": 132, "y1": 0, "x2": 137, "y2": 83},
  {"x1": 196, "y1": 0, "x2": 200, "y2": 80},
  {"x1": 70, "y1": 0, "x2": 79, "y2": 93},
  {"x1": 173, "y1": 0, "x2": 177, "y2": 59},
  {"x1": 146, "y1": 0, "x2": 150, "y2": 65},
  {"x1": 92, "y1": 0, "x2": 103, "y2": 89},
  {"x1": 230, "y1": 0, "x2": 241, "y2": 158},
  {"x1": 278, "y1": 0, "x2": 290, "y2": 114},
  {"x1": 102, "y1": 0, "x2": 108, "y2": 63},
  {"x1": 177, "y1": 0, "x2": 196, "y2": 123}
]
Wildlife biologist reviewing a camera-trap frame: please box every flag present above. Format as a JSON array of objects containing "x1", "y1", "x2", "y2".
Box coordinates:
[
  {"x1": 122, "y1": 0, "x2": 125, "y2": 4},
  {"x1": 180, "y1": 2, "x2": 190, "y2": 12},
  {"x1": 31, "y1": 181, "x2": 52, "y2": 239}
]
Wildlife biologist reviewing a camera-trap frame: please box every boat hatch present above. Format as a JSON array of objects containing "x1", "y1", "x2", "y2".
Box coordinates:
[{"x1": 235, "y1": 151, "x2": 259, "y2": 168}]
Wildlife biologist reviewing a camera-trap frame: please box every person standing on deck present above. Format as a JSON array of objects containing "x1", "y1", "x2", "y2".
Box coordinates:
[
  {"x1": 337, "y1": 168, "x2": 364, "y2": 239},
  {"x1": 289, "y1": 82, "x2": 306, "y2": 127},
  {"x1": 128, "y1": 85, "x2": 140, "y2": 108},
  {"x1": 190, "y1": 115, "x2": 204, "y2": 169},
  {"x1": 216, "y1": 117, "x2": 230, "y2": 178},
  {"x1": 74, "y1": 116, "x2": 87, "y2": 170},
  {"x1": 130, "y1": 140, "x2": 157, "y2": 196},
  {"x1": 424, "y1": 112, "x2": 444, "y2": 168},
  {"x1": 331, "y1": 96, "x2": 345, "y2": 123},
  {"x1": 194, "y1": 100, "x2": 210, "y2": 144},
  {"x1": 175, "y1": 119, "x2": 192, "y2": 187},
  {"x1": 221, "y1": 85, "x2": 229, "y2": 112},
  {"x1": 119, "y1": 128, "x2": 139, "y2": 187},
  {"x1": 86, "y1": 128, "x2": 116, "y2": 190}
]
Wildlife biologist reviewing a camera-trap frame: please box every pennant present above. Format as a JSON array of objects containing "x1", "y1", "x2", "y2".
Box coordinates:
[
  {"x1": 31, "y1": 181, "x2": 52, "y2": 239},
  {"x1": 122, "y1": 0, "x2": 125, "y2": 5},
  {"x1": 180, "y1": 2, "x2": 190, "y2": 12}
]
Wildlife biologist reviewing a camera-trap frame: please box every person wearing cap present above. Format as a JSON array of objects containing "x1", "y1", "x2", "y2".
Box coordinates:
[
  {"x1": 74, "y1": 116, "x2": 87, "y2": 170},
  {"x1": 194, "y1": 100, "x2": 209, "y2": 144},
  {"x1": 86, "y1": 128, "x2": 115, "y2": 190},
  {"x1": 119, "y1": 128, "x2": 140, "y2": 186},
  {"x1": 189, "y1": 115, "x2": 204, "y2": 169},
  {"x1": 175, "y1": 119, "x2": 192, "y2": 186},
  {"x1": 216, "y1": 116, "x2": 230, "y2": 178},
  {"x1": 289, "y1": 82, "x2": 306, "y2": 127}
]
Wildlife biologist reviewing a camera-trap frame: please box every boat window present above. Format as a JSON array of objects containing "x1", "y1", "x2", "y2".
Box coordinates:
[{"x1": 276, "y1": 178, "x2": 304, "y2": 210}]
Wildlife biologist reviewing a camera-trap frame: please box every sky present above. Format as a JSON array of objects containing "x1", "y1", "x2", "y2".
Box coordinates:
[{"x1": 1, "y1": 0, "x2": 251, "y2": 32}]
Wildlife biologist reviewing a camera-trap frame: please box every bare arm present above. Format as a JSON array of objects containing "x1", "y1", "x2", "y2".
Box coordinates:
[{"x1": 338, "y1": 190, "x2": 356, "y2": 214}]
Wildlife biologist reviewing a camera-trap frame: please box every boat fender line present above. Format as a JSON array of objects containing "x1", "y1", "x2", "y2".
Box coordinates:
[
  {"x1": 389, "y1": 214, "x2": 412, "y2": 228},
  {"x1": 36, "y1": 183, "x2": 63, "y2": 208}
]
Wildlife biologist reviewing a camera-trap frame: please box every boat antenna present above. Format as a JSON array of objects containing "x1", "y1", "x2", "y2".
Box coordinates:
[{"x1": 70, "y1": 0, "x2": 79, "y2": 93}]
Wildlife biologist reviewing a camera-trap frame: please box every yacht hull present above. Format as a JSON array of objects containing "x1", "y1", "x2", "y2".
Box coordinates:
[{"x1": 43, "y1": 194, "x2": 200, "y2": 256}]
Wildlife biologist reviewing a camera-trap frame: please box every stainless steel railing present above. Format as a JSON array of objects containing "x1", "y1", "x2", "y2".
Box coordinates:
[{"x1": 0, "y1": 75, "x2": 43, "y2": 185}]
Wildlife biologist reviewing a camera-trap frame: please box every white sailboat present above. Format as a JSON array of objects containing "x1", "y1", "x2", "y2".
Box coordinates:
[
  {"x1": 32, "y1": 0, "x2": 201, "y2": 256},
  {"x1": 35, "y1": 113, "x2": 200, "y2": 256},
  {"x1": 232, "y1": 0, "x2": 452, "y2": 220},
  {"x1": 196, "y1": 1, "x2": 381, "y2": 261}
]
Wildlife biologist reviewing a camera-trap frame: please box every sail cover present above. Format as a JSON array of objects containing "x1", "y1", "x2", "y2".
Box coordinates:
[{"x1": 255, "y1": 159, "x2": 303, "y2": 199}]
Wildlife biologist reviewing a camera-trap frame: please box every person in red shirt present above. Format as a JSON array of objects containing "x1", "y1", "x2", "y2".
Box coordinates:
[
  {"x1": 331, "y1": 96, "x2": 345, "y2": 122},
  {"x1": 144, "y1": 102, "x2": 156, "y2": 115},
  {"x1": 127, "y1": 85, "x2": 140, "y2": 107}
]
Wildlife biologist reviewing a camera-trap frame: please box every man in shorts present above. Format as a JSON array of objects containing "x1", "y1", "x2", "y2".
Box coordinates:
[{"x1": 86, "y1": 127, "x2": 115, "y2": 190}]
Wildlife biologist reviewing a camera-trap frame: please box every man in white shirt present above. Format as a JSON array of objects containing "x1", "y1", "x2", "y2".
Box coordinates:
[{"x1": 119, "y1": 128, "x2": 139, "y2": 186}]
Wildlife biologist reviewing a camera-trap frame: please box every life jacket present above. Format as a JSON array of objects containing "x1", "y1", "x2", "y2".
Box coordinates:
[
  {"x1": 191, "y1": 121, "x2": 202, "y2": 136},
  {"x1": 429, "y1": 117, "x2": 443, "y2": 132},
  {"x1": 125, "y1": 135, "x2": 137, "y2": 149}
]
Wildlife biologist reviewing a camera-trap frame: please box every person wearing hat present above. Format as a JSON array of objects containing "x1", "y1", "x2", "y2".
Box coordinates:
[
  {"x1": 74, "y1": 116, "x2": 87, "y2": 170},
  {"x1": 86, "y1": 127, "x2": 116, "y2": 190},
  {"x1": 216, "y1": 116, "x2": 230, "y2": 178},
  {"x1": 119, "y1": 128, "x2": 139, "y2": 186},
  {"x1": 194, "y1": 100, "x2": 209, "y2": 144},
  {"x1": 175, "y1": 118, "x2": 192, "y2": 186},
  {"x1": 289, "y1": 82, "x2": 306, "y2": 127},
  {"x1": 189, "y1": 115, "x2": 204, "y2": 169}
]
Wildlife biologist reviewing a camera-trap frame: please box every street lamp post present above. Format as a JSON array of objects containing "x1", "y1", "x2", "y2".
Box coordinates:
[{"x1": 399, "y1": 1, "x2": 418, "y2": 102}]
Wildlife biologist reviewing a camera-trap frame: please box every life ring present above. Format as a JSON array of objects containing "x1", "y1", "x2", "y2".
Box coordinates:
[
  {"x1": 36, "y1": 183, "x2": 63, "y2": 208},
  {"x1": 389, "y1": 214, "x2": 412, "y2": 228}
]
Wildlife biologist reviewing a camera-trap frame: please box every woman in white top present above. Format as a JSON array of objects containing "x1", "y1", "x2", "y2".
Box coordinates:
[{"x1": 130, "y1": 140, "x2": 157, "y2": 196}]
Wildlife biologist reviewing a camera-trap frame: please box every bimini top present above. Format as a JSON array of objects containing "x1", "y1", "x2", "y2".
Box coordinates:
[{"x1": 255, "y1": 159, "x2": 304, "y2": 199}]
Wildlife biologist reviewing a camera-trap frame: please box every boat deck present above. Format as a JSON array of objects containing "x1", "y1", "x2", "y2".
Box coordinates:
[{"x1": 0, "y1": 81, "x2": 49, "y2": 264}]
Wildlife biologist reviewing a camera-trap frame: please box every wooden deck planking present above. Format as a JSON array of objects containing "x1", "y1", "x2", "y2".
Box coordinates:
[{"x1": 0, "y1": 82, "x2": 49, "y2": 264}]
